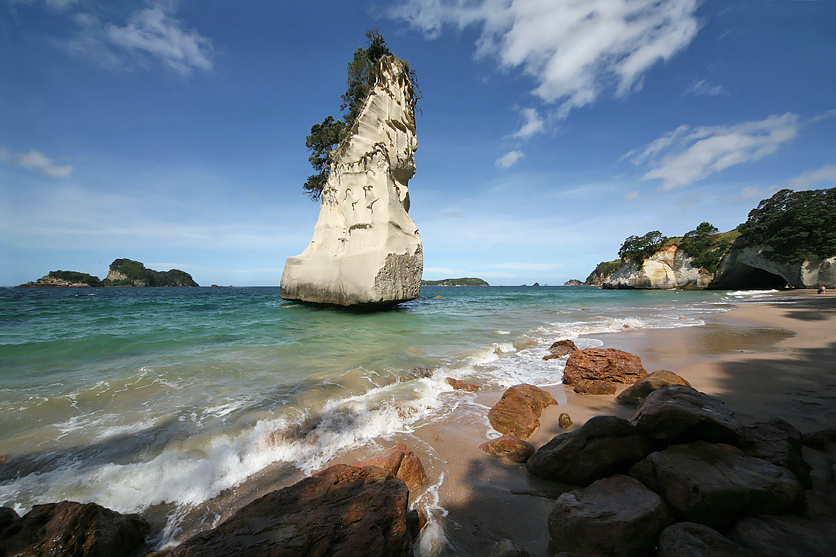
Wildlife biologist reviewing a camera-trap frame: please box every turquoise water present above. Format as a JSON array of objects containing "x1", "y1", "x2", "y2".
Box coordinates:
[{"x1": 0, "y1": 285, "x2": 761, "y2": 545}]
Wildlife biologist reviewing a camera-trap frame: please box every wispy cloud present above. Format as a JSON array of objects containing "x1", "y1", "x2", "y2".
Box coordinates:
[
  {"x1": 391, "y1": 0, "x2": 701, "y2": 119},
  {"x1": 513, "y1": 107, "x2": 544, "y2": 139},
  {"x1": 683, "y1": 79, "x2": 726, "y2": 97},
  {"x1": 496, "y1": 150, "x2": 524, "y2": 169},
  {"x1": 68, "y1": 3, "x2": 213, "y2": 76},
  {"x1": 624, "y1": 190, "x2": 641, "y2": 202},
  {"x1": 785, "y1": 164, "x2": 836, "y2": 190},
  {"x1": 0, "y1": 147, "x2": 73, "y2": 178},
  {"x1": 627, "y1": 113, "x2": 800, "y2": 190}
]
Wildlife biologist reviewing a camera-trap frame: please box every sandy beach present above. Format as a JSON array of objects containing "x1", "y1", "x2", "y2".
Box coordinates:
[{"x1": 410, "y1": 289, "x2": 836, "y2": 555}]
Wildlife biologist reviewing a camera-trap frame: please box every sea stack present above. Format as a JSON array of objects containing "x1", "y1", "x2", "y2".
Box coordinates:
[{"x1": 281, "y1": 55, "x2": 422, "y2": 307}]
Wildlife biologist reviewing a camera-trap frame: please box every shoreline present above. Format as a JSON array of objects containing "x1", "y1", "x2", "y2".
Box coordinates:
[{"x1": 407, "y1": 288, "x2": 836, "y2": 555}]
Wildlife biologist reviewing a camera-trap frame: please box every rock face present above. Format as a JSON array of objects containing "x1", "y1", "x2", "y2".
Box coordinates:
[
  {"x1": 563, "y1": 348, "x2": 647, "y2": 386},
  {"x1": 548, "y1": 475, "x2": 673, "y2": 557},
  {"x1": 487, "y1": 384, "x2": 557, "y2": 440},
  {"x1": 281, "y1": 56, "x2": 423, "y2": 307},
  {"x1": 161, "y1": 464, "x2": 412, "y2": 556},
  {"x1": 0, "y1": 501, "x2": 150, "y2": 557},
  {"x1": 711, "y1": 246, "x2": 836, "y2": 289},
  {"x1": 354, "y1": 443, "x2": 429, "y2": 491},
  {"x1": 605, "y1": 245, "x2": 713, "y2": 290}
]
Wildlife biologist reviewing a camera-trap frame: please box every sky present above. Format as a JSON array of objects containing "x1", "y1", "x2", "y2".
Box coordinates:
[{"x1": 2, "y1": 0, "x2": 835, "y2": 287}]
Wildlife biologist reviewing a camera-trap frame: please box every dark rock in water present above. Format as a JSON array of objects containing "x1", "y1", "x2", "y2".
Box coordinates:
[
  {"x1": 0, "y1": 500, "x2": 150, "y2": 557},
  {"x1": 629, "y1": 441, "x2": 804, "y2": 530},
  {"x1": 354, "y1": 443, "x2": 429, "y2": 491},
  {"x1": 488, "y1": 384, "x2": 557, "y2": 440},
  {"x1": 406, "y1": 509, "x2": 427, "y2": 540},
  {"x1": 657, "y1": 522, "x2": 750, "y2": 557},
  {"x1": 445, "y1": 377, "x2": 480, "y2": 392},
  {"x1": 558, "y1": 413, "x2": 573, "y2": 429},
  {"x1": 160, "y1": 464, "x2": 412, "y2": 556},
  {"x1": 563, "y1": 348, "x2": 647, "y2": 386},
  {"x1": 629, "y1": 385, "x2": 744, "y2": 446},
  {"x1": 742, "y1": 418, "x2": 812, "y2": 488},
  {"x1": 730, "y1": 515, "x2": 836, "y2": 557},
  {"x1": 489, "y1": 538, "x2": 531, "y2": 557},
  {"x1": 527, "y1": 415, "x2": 653, "y2": 486},
  {"x1": 479, "y1": 437, "x2": 536, "y2": 463},
  {"x1": 571, "y1": 378, "x2": 617, "y2": 395},
  {"x1": 615, "y1": 369, "x2": 691, "y2": 407},
  {"x1": 548, "y1": 474, "x2": 673, "y2": 557},
  {"x1": 543, "y1": 339, "x2": 578, "y2": 360},
  {"x1": 0, "y1": 505, "x2": 18, "y2": 530}
]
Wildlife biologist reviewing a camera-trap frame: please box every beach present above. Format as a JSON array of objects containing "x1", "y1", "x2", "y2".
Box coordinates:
[{"x1": 404, "y1": 289, "x2": 836, "y2": 555}]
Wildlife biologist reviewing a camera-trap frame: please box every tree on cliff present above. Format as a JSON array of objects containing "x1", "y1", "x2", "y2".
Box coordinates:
[
  {"x1": 738, "y1": 187, "x2": 836, "y2": 263},
  {"x1": 303, "y1": 29, "x2": 418, "y2": 201},
  {"x1": 618, "y1": 231, "x2": 667, "y2": 262},
  {"x1": 679, "y1": 222, "x2": 728, "y2": 273}
]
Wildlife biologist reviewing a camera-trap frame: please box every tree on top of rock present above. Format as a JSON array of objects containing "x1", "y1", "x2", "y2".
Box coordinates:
[{"x1": 303, "y1": 29, "x2": 419, "y2": 201}]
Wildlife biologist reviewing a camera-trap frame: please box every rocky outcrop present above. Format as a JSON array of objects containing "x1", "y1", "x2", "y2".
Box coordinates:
[
  {"x1": 487, "y1": 384, "x2": 558, "y2": 440},
  {"x1": 563, "y1": 348, "x2": 647, "y2": 386},
  {"x1": 354, "y1": 443, "x2": 429, "y2": 491},
  {"x1": 0, "y1": 501, "x2": 150, "y2": 557},
  {"x1": 605, "y1": 244, "x2": 713, "y2": 290},
  {"x1": 281, "y1": 55, "x2": 422, "y2": 307},
  {"x1": 548, "y1": 474, "x2": 673, "y2": 557},
  {"x1": 158, "y1": 464, "x2": 412, "y2": 556}
]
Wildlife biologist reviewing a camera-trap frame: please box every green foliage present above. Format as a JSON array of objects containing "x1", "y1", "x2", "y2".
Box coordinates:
[
  {"x1": 421, "y1": 277, "x2": 489, "y2": 286},
  {"x1": 47, "y1": 270, "x2": 102, "y2": 287},
  {"x1": 738, "y1": 187, "x2": 836, "y2": 264},
  {"x1": 303, "y1": 29, "x2": 418, "y2": 201},
  {"x1": 593, "y1": 260, "x2": 622, "y2": 277},
  {"x1": 103, "y1": 259, "x2": 198, "y2": 287},
  {"x1": 618, "y1": 230, "x2": 667, "y2": 262}
]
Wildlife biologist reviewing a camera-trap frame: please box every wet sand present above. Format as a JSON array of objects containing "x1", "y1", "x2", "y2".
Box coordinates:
[{"x1": 409, "y1": 289, "x2": 836, "y2": 555}]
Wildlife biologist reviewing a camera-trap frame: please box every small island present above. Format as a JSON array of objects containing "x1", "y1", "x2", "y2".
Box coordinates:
[
  {"x1": 421, "y1": 277, "x2": 489, "y2": 287},
  {"x1": 16, "y1": 259, "x2": 198, "y2": 288}
]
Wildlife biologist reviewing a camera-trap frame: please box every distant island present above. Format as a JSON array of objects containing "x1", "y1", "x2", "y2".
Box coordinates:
[
  {"x1": 17, "y1": 259, "x2": 198, "y2": 288},
  {"x1": 421, "y1": 278, "x2": 489, "y2": 287}
]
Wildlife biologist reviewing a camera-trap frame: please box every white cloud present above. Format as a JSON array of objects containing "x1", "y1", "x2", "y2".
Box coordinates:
[
  {"x1": 624, "y1": 190, "x2": 641, "y2": 202},
  {"x1": 683, "y1": 79, "x2": 725, "y2": 97},
  {"x1": 391, "y1": 0, "x2": 701, "y2": 118},
  {"x1": 628, "y1": 113, "x2": 800, "y2": 190},
  {"x1": 514, "y1": 107, "x2": 544, "y2": 139},
  {"x1": 785, "y1": 164, "x2": 836, "y2": 190},
  {"x1": 496, "y1": 150, "x2": 524, "y2": 169},
  {"x1": 68, "y1": 4, "x2": 213, "y2": 76},
  {"x1": 0, "y1": 147, "x2": 73, "y2": 178}
]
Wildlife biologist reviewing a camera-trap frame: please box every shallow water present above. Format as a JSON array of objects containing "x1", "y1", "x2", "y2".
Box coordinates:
[{"x1": 0, "y1": 285, "x2": 766, "y2": 548}]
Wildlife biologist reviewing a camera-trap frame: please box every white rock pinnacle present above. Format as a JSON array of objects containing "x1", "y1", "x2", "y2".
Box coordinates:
[{"x1": 281, "y1": 56, "x2": 423, "y2": 307}]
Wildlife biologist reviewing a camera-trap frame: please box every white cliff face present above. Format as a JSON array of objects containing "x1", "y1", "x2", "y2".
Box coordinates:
[
  {"x1": 281, "y1": 56, "x2": 422, "y2": 307},
  {"x1": 604, "y1": 245, "x2": 713, "y2": 290}
]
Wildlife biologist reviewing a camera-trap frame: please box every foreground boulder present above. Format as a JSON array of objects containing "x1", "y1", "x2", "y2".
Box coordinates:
[
  {"x1": 548, "y1": 475, "x2": 673, "y2": 557},
  {"x1": 527, "y1": 416, "x2": 653, "y2": 486},
  {"x1": 629, "y1": 441, "x2": 804, "y2": 530},
  {"x1": 657, "y1": 522, "x2": 749, "y2": 557},
  {"x1": 354, "y1": 443, "x2": 429, "y2": 491},
  {"x1": 160, "y1": 464, "x2": 412, "y2": 556},
  {"x1": 487, "y1": 384, "x2": 557, "y2": 440},
  {"x1": 563, "y1": 348, "x2": 647, "y2": 386},
  {"x1": 280, "y1": 55, "x2": 422, "y2": 307},
  {"x1": 730, "y1": 515, "x2": 836, "y2": 556},
  {"x1": 741, "y1": 418, "x2": 812, "y2": 488},
  {"x1": 615, "y1": 369, "x2": 691, "y2": 407},
  {"x1": 0, "y1": 501, "x2": 150, "y2": 557},
  {"x1": 629, "y1": 385, "x2": 744, "y2": 446}
]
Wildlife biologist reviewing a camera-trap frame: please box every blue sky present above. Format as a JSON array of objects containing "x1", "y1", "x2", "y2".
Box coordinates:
[{"x1": 2, "y1": 0, "x2": 835, "y2": 286}]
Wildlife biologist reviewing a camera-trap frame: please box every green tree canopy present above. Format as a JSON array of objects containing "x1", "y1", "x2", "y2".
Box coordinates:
[
  {"x1": 618, "y1": 230, "x2": 667, "y2": 262},
  {"x1": 738, "y1": 187, "x2": 836, "y2": 263},
  {"x1": 302, "y1": 29, "x2": 417, "y2": 201}
]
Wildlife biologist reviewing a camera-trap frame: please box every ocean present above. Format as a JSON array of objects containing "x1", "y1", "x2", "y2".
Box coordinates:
[{"x1": 0, "y1": 285, "x2": 775, "y2": 548}]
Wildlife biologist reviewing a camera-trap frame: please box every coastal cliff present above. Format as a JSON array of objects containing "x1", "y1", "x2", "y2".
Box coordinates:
[
  {"x1": 16, "y1": 260, "x2": 198, "y2": 288},
  {"x1": 281, "y1": 55, "x2": 422, "y2": 307},
  {"x1": 605, "y1": 244, "x2": 713, "y2": 290}
]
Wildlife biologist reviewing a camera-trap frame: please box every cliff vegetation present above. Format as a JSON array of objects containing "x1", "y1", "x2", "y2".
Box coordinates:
[
  {"x1": 103, "y1": 259, "x2": 198, "y2": 287},
  {"x1": 421, "y1": 278, "x2": 489, "y2": 287}
]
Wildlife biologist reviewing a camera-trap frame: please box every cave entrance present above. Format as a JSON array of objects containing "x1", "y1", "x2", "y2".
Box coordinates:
[{"x1": 716, "y1": 265, "x2": 789, "y2": 290}]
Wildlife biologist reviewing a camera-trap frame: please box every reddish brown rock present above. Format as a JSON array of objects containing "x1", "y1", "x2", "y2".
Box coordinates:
[
  {"x1": 543, "y1": 339, "x2": 578, "y2": 360},
  {"x1": 615, "y1": 369, "x2": 691, "y2": 407},
  {"x1": 563, "y1": 348, "x2": 647, "y2": 386},
  {"x1": 355, "y1": 443, "x2": 429, "y2": 491},
  {"x1": 527, "y1": 415, "x2": 654, "y2": 486},
  {"x1": 558, "y1": 413, "x2": 573, "y2": 429},
  {"x1": 479, "y1": 437, "x2": 536, "y2": 463},
  {"x1": 162, "y1": 464, "x2": 412, "y2": 556},
  {"x1": 572, "y1": 378, "x2": 618, "y2": 395},
  {"x1": 445, "y1": 377, "x2": 480, "y2": 392},
  {"x1": 487, "y1": 384, "x2": 558, "y2": 440},
  {"x1": 0, "y1": 501, "x2": 150, "y2": 557},
  {"x1": 548, "y1": 474, "x2": 673, "y2": 557}
]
